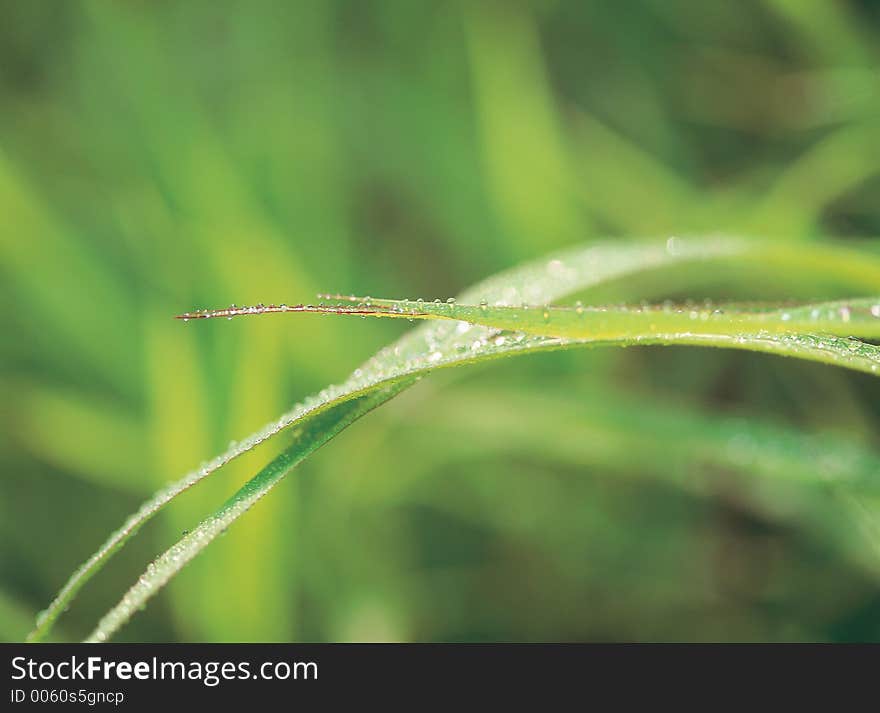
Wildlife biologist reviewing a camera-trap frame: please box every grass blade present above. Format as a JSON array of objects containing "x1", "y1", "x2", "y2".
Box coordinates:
[
  {"x1": 34, "y1": 236, "x2": 744, "y2": 641},
  {"x1": 84, "y1": 238, "x2": 880, "y2": 642},
  {"x1": 87, "y1": 328, "x2": 880, "y2": 641}
]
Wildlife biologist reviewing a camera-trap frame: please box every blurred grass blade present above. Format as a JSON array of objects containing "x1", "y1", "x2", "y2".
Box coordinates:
[
  {"x1": 401, "y1": 385, "x2": 880, "y2": 574},
  {"x1": 78, "y1": 237, "x2": 880, "y2": 642}
]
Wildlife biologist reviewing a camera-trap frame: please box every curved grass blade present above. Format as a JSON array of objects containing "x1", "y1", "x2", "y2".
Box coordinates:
[
  {"x1": 87, "y1": 329, "x2": 880, "y2": 641},
  {"x1": 88, "y1": 257, "x2": 880, "y2": 641},
  {"x1": 30, "y1": 236, "x2": 880, "y2": 642},
  {"x1": 34, "y1": 236, "x2": 750, "y2": 641},
  {"x1": 85, "y1": 382, "x2": 412, "y2": 641}
]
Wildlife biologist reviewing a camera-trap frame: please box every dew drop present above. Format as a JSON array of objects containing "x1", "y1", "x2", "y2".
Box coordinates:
[
  {"x1": 546, "y1": 259, "x2": 566, "y2": 277},
  {"x1": 871, "y1": 304, "x2": 880, "y2": 318}
]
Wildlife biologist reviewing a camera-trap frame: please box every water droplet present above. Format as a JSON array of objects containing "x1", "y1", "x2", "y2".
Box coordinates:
[
  {"x1": 546, "y1": 259, "x2": 566, "y2": 277},
  {"x1": 871, "y1": 304, "x2": 880, "y2": 318},
  {"x1": 446, "y1": 297, "x2": 456, "y2": 304},
  {"x1": 666, "y1": 236, "x2": 681, "y2": 254},
  {"x1": 479, "y1": 299, "x2": 488, "y2": 313},
  {"x1": 839, "y1": 306, "x2": 852, "y2": 323},
  {"x1": 574, "y1": 301, "x2": 584, "y2": 315}
]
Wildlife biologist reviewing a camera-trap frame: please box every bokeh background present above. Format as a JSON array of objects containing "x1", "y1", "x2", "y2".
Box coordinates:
[{"x1": 3, "y1": 0, "x2": 880, "y2": 642}]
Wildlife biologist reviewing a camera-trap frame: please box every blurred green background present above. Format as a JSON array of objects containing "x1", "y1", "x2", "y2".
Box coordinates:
[{"x1": 3, "y1": 0, "x2": 880, "y2": 642}]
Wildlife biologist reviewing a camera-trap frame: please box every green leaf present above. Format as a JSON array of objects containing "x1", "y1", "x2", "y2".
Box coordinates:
[
  {"x1": 183, "y1": 295, "x2": 880, "y2": 376},
  {"x1": 29, "y1": 236, "x2": 880, "y2": 642}
]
